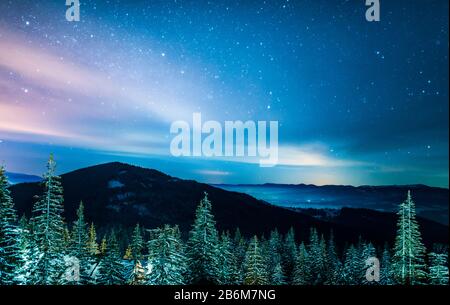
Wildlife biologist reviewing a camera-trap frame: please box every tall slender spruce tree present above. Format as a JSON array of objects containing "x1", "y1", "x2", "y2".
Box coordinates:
[
  {"x1": 308, "y1": 228, "x2": 326, "y2": 284},
  {"x1": 70, "y1": 201, "x2": 90, "y2": 284},
  {"x1": 30, "y1": 155, "x2": 66, "y2": 284},
  {"x1": 131, "y1": 224, "x2": 144, "y2": 260},
  {"x1": 186, "y1": 193, "x2": 219, "y2": 284},
  {"x1": 268, "y1": 229, "x2": 281, "y2": 265},
  {"x1": 380, "y1": 244, "x2": 393, "y2": 285},
  {"x1": 293, "y1": 242, "x2": 311, "y2": 285},
  {"x1": 243, "y1": 236, "x2": 269, "y2": 285},
  {"x1": 281, "y1": 227, "x2": 297, "y2": 281},
  {"x1": 87, "y1": 223, "x2": 100, "y2": 256},
  {"x1": 233, "y1": 228, "x2": 247, "y2": 284},
  {"x1": 325, "y1": 230, "x2": 341, "y2": 285},
  {"x1": 0, "y1": 166, "x2": 19, "y2": 284},
  {"x1": 268, "y1": 229, "x2": 284, "y2": 284},
  {"x1": 392, "y1": 191, "x2": 427, "y2": 284},
  {"x1": 217, "y1": 231, "x2": 238, "y2": 284}
]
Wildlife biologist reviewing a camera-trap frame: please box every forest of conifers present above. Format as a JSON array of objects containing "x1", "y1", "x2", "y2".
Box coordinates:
[{"x1": 0, "y1": 156, "x2": 448, "y2": 285}]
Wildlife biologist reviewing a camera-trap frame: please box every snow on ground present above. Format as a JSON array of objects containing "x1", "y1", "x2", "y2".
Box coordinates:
[{"x1": 108, "y1": 180, "x2": 124, "y2": 188}]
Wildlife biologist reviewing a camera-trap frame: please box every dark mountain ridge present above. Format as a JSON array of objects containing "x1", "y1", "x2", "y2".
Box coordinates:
[{"x1": 9, "y1": 162, "x2": 448, "y2": 247}]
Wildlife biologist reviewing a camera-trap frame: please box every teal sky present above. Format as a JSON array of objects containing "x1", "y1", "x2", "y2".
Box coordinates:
[{"x1": 0, "y1": 0, "x2": 448, "y2": 187}]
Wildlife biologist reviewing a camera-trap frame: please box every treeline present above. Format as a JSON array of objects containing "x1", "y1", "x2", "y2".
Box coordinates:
[{"x1": 0, "y1": 156, "x2": 448, "y2": 285}]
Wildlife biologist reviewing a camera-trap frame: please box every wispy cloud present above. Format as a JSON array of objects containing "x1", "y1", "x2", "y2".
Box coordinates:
[
  {"x1": 275, "y1": 145, "x2": 368, "y2": 167},
  {"x1": 0, "y1": 30, "x2": 382, "y2": 176},
  {"x1": 0, "y1": 28, "x2": 202, "y2": 130},
  {"x1": 196, "y1": 169, "x2": 231, "y2": 176},
  {"x1": 0, "y1": 28, "x2": 209, "y2": 157},
  {"x1": 0, "y1": 34, "x2": 115, "y2": 99}
]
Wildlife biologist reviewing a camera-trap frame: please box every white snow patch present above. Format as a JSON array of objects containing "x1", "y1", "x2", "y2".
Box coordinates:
[{"x1": 108, "y1": 179, "x2": 124, "y2": 188}]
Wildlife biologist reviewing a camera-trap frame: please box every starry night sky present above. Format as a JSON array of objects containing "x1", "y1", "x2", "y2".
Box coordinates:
[{"x1": 0, "y1": 0, "x2": 448, "y2": 187}]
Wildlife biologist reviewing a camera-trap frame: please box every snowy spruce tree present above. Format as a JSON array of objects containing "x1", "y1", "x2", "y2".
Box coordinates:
[
  {"x1": 379, "y1": 244, "x2": 394, "y2": 285},
  {"x1": 233, "y1": 228, "x2": 247, "y2": 284},
  {"x1": 360, "y1": 242, "x2": 377, "y2": 285},
  {"x1": 186, "y1": 193, "x2": 219, "y2": 284},
  {"x1": 281, "y1": 227, "x2": 297, "y2": 281},
  {"x1": 100, "y1": 237, "x2": 107, "y2": 256},
  {"x1": 30, "y1": 155, "x2": 66, "y2": 284},
  {"x1": 63, "y1": 225, "x2": 72, "y2": 252},
  {"x1": 293, "y1": 242, "x2": 311, "y2": 285},
  {"x1": 271, "y1": 262, "x2": 287, "y2": 285},
  {"x1": 0, "y1": 166, "x2": 20, "y2": 285},
  {"x1": 307, "y1": 228, "x2": 326, "y2": 284},
  {"x1": 428, "y1": 249, "x2": 449, "y2": 285},
  {"x1": 130, "y1": 224, "x2": 144, "y2": 260},
  {"x1": 243, "y1": 236, "x2": 269, "y2": 285},
  {"x1": 147, "y1": 225, "x2": 187, "y2": 285},
  {"x1": 69, "y1": 201, "x2": 91, "y2": 284},
  {"x1": 217, "y1": 231, "x2": 238, "y2": 284},
  {"x1": 98, "y1": 230, "x2": 125, "y2": 285},
  {"x1": 341, "y1": 245, "x2": 360, "y2": 285},
  {"x1": 268, "y1": 229, "x2": 285, "y2": 284},
  {"x1": 259, "y1": 236, "x2": 270, "y2": 276},
  {"x1": 87, "y1": 223, "x2": 100, "y2": 256},
  {"x1": 392, "y1": 191, "x2": 427, "y2": 285},
  {"x1": 325, "y1": 231, "x2": 341, "y2": 285},
  {"x1": 268, "y1": 230, "x2": 282, "y2": 266},
  {"x1": 85, "y1": 225, "x2": 101, "y2": 284},
  {"x1": 14, "y1": 216, "x2": 38, "y2": 284}
]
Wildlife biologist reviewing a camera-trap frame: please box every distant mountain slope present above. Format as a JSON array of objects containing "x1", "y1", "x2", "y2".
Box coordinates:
[
  {"x1": 292, "y1": 207, "x2": 447, "y2": 248},
  {"x1": 5, "y1": 172, "x2": 42, "y2": 184},
  {"x1": 9, "y1": 162, "x2": 448, "y2": 246},
  {"x1": 216, "y1": 183, "x2": 449, "y2": 225}
]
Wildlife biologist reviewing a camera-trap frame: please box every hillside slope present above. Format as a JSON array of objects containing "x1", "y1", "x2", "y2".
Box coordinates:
[{"x1": 10, "y1": 162, "x2": 448, "y2": 246}]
